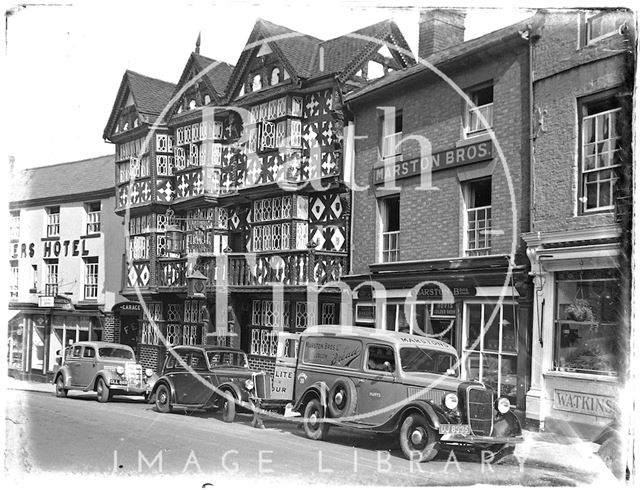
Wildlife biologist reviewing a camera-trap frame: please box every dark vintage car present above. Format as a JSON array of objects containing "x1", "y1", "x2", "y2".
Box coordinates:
[
  {"x1": 149, "y1": 345, "x2": 270, "y2": 422},
  {"x1": 53, "y1": 341, "x2": 157, "y2": 402},
  {"x1": 285, "y1": 325, "x2": 523, "y2": 462}
]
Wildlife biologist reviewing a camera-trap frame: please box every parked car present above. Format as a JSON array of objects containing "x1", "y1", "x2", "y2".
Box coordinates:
[
  {"x1": 277, "y1": 325, "x2": 522, "y2": 462},
  {"x1": 53, "y1": 341, "x2": 157, "y2": 402},
  {"x1": 149, "y1": 345, "x2": 270, "y2": 423}
]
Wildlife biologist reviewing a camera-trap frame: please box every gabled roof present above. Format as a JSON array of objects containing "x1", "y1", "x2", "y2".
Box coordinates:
[
  {"x1": 224, "y1": 18, "x2": 414, "y2": 103},
  {"x1": 224, "y1": 18, "x2": 323, "y2": 101},
  {"x1": 103, "y1": 70, "x2": 176, "y2": 139},
  {"x1": 318, "y1": 20, "x2": 415, "y2": 80},
  {"x1": 172, "y1": 52, "x2": 234, "y2": 108},
  {"x1": 345, "y1": 14, "x2": 540, "y2": 103},
  {"x1": 10, "y1": 155, "x2": 115, "y2": 204}
]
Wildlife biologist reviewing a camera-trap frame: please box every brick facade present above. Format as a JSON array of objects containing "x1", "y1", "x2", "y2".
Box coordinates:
[{"x1": 248, "y1": 355, "x2": 276, "y2": 377}]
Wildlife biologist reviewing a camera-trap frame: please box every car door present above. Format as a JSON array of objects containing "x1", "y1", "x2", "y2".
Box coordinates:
[
  {"x1": 67, "y1": 345, "x2": 84, "y2": 386},
  {"x1": 355, "y1": 343, "x2": 400, "y2": 427},
  {"x1": 166, "y1": 349, "x2": 192, "y2": 405},
  {"x1": 183, "y1": 350, "x2": 216, "y2": 406},
  {"x1": 76, "y1": 345, "x2": 97, "y2": 386}
]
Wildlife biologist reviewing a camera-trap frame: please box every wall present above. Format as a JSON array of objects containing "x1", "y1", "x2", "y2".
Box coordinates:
[
  {"x1": 531, "y1": 11, "x2": 632, "y2": 233},
  {"x1": 350, "y1": 45, "x2": 530, "y2": 274}
]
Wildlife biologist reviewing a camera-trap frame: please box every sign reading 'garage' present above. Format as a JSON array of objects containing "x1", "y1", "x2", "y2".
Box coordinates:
[{"x1": 373, "y1": 140, "x2": 492, "y2": 185}]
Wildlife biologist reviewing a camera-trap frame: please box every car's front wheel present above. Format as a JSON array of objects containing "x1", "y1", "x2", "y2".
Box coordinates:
[
  {"x1": 96, "y1": 378, "x2": 111, "y2": 403},
  {"x1": 303, "y1": 398, "x2": 330, "y2": 440},
  {"x1": 399, "y1": 413, "x2": 439, "y2": 462},
  {"x1": 155, "y1": 385, "x2": 172, "y2": 413},
  {"x1": 55, "y1": 376, "x2": 67, "y2": 398},
  {"x1": 221, "y1": 391, "x2": 236, "y2": 423}
]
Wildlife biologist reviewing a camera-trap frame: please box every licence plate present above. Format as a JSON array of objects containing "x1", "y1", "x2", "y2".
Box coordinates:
[
  {"x1": 439, "y1": 424, "x2": 470, "y2": 435},
  {"x1": 109, "y1": 379, "x2": 126, "y2": 386}
]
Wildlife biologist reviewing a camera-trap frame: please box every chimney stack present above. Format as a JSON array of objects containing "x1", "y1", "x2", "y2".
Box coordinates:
[{"x1": 418, "y1": 8, "x2": 466, "y2": 60}]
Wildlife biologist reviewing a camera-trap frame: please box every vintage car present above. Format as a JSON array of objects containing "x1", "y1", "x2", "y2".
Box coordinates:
[
  {"x1": 149, "y1": 345, "x2": 270, "y2": 423},
  {"x1": 53, "y1": 341, "x2": 157, "y2": 402},
  {"x1": 282, "y1": 325, "x2": 522, "y2": 462}
]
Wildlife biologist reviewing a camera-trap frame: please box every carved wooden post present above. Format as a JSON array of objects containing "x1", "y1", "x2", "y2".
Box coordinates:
[{"x1": 306, "y1": 241, "x2": 317, "y2": 284}]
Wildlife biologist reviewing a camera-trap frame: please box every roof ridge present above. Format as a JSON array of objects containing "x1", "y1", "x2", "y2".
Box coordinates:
[
  {"x1": 321, "y1": 18, "x2": 393, "y2": 45},
  {"x1": 20, "y1": 154, "x2": 114, "y2": 172},
  {"x1": 125, "y1": 69, "x2": 175, "y2": 86}
]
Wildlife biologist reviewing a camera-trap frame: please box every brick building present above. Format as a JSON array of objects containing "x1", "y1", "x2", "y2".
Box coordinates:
[
  {"x1": 103, "y1": 18, "x2": 414, "y2": 373},
  {"x1": 523, "y1": 9, "x2": 634, "y2": 437},
  {"x1": 342, "y1": 10, "x2": 540, "y2": 413},
  {"x1": 8, "y1": 156, "x2": 126, "y2": 381}
]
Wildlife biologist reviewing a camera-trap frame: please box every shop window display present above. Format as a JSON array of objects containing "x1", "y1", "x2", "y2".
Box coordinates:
[{"x1": 554, "y1": 271, "x2": 622, "y2": 376}]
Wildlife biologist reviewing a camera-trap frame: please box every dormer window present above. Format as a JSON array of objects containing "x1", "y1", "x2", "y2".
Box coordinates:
[
  {"x1": 133, "y1": 118, "x2": 139, "y2": 128},
  {"x1": 204, "y1": 94, "x2": 211, "y2": 105},
  {"x1": 189, "y1": 99, "x2": 197, "y2": 110},
  {"x1": 252, "y1": 74, "x2": 262, "y2": 92},
  {"x1": 270, "y1": 67, "x2": 281, "y2": 85}
]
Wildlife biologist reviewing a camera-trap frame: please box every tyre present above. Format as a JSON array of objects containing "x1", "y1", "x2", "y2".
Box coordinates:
[
  {"x1": 303, "y1": 398, "x2": 330, "y2": 440},
  {"x1": 399, "y1": 413, "x2": 439, "y2": 462},
  {"x1": 155, "y1": 384, "x2": 172, "y2": 413},
  {"x1": 327, "y1": 377, "x2": 358, "y2": 419},
  {"x1": 222, "y1": 391, "x2": 236, "y2": 423},
  {"x1": 96, "y1": 378, "x2": 111, "y2": 403},
  {"x1": 55, "y1": 376, "x2": 68, "y2": 398}
]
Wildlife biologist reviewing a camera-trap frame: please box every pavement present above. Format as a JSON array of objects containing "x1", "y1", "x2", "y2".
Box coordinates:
[{"x1": 2, "y1": 376, "x2": 615, "y2": 479}]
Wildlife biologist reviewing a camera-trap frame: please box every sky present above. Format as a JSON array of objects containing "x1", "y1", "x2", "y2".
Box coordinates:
[{"x1": 3, "y1": 0, "x2": 626, "y2": 170}]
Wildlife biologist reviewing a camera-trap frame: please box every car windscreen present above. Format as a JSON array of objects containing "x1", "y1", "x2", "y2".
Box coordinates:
[
  {"x1": 399, "y1": 347, "x2": 458, "y2": 376},
  {"x1": 207, "y1": 351, "x2": 248, "y2": 368},
  {"x1": 98, "y1": 347, "x2": 135, "y2": 360}
]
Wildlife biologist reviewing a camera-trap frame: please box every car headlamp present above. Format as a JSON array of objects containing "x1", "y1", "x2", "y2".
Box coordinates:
[
  {"x1": 444, "y1": 393, "x2": 458, "y2": 410},
  {"x1": 496, "y1": 397, "x2": 510, "y2": 414},
  {"x1": 144, "y1": 368, "x2": 154, "y2": 377},
  {"x1": 116, "y1": 366, "x2": 125, "y2": 375},
  {"x1": 244, "y1": 379, "x2": 254, "y2": 391}
]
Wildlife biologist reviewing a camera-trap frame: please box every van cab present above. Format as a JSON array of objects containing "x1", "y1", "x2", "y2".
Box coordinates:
[{"x1": 280, "y1": 325, "x2": 522, "y2": 462}]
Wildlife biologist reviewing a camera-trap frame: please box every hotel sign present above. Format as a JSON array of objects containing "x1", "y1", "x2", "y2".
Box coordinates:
[
  {"x1": 373, "y1": 140, "x2": 493, "y2": 185},
  {"x1": 553, "y1": 389, "x2": 615, "y2": 418}
]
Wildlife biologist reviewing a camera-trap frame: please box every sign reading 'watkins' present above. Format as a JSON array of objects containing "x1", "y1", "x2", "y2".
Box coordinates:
[{"x1": 373, "y1": 140, "x2": 493, "y2": 185}]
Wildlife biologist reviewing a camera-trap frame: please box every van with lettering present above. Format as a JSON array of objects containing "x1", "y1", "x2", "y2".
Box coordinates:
[{"x1": 280, "y1": 325, "x2": 522, "y2": 462}]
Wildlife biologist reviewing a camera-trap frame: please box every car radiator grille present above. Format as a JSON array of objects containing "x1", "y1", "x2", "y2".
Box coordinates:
[
  {"x1": 253, "y1": 372, "x2": 271, "y2": 399},
  {"x1": 466, "y1": 386, "x2": 494, "y2": 436},
  {"x1": 125, "y1": 363, "x2": 143, "y2": 388}
]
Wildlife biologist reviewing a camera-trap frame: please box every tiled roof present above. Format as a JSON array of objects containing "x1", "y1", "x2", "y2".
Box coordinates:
[
  {"x1": 191, "y1": 53, "x2": 234, "y2": 98},
  {"x1": 257, "y1": 19, "x2": 323, "y2": 79},
  {"x1": 10, "y1": 155, "x2": 115, "y2": 204},
  {"x1": 345, "y1": 15, "x2": 538, "y2": 102},
  {"x1": 125, "y1": 70, "x2": 176, "y2": 116}
]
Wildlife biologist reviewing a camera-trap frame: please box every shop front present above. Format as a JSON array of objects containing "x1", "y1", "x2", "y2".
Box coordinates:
[
  {"x1": 8, "y1": 301, "x2": 103, "y2": 381},
  {"x1": 345, "y1": 255, "x2": 531, "y2": 412},
  {"x1": 524, "y1": 226, "x2": 626, "y2": 438}
]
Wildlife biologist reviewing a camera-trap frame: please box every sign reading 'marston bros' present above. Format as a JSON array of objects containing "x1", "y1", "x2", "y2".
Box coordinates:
[{"x1": 373, "y1": 140, "x2": 493, "y2": 185}]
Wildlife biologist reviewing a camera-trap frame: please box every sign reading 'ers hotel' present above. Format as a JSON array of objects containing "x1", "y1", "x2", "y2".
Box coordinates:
[{"x1": 373, "y1": 140, "x2": 492, "y2": 184}]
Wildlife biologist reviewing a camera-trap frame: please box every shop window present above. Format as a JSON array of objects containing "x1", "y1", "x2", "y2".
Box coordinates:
[
  {"x1": 463, "y1": 302, "x2": 517, "y2": 404},
  {"x1": 554, "y1": 271, "x2": 621, "y2": 376},
  {"x1": 45, "y1": 259, "x2": 59, "y2": 296},
  {"x1": 465, "y1": 84, "x2": 493, "y2": 136},
  {"x1": 84, "y1": 257, "x2": 99, "y2": 300},
  {"x1": 383, "y1": 302, "x2": 455, "y2": 345},
  {"x1": 85, "y1": 201, "x2": 101, "y2": 234},
  {"x1": 379, "y1": 194, "x2": 400, "y2": 262},
  {"x1": 10, "y1": 210, "x2": 20, "y2": 241},
  {"x1": 463, "y1": 178, "x2": 492, "y2": 256},
  {"x1": 46, "y1": 206, "x2": 60, "y2": 237},
  {"x1": 579, "y1": 94, "x2": 622, "y2": 213},
  {"x1": 380, "y1": 109, "x2": 403, "y2": 162},
  {"x1": 10, "y1": 260, "x2": 18, "y2": 300}
]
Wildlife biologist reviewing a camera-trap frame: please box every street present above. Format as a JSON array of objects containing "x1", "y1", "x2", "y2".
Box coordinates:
[{"x1": 4, "y1": 385, "x2": 605, "y2": 486}]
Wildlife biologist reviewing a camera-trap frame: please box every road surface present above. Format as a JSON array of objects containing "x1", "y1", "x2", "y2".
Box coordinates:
[{"x1": 5, "y1": 386, "x2": 600, "y2": 486}]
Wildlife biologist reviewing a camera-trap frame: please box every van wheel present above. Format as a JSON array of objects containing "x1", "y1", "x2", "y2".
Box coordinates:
[
  {"x1": 55, "y1": 376, "x2": 68, "y2": 398},
  {"x1": 328, "y1": 377, "x2": 358, "y2": 418},
  {"x1": 222, "y1": 391, "x2": 236, "y2": 423},
  {"x1": 303, "y1": 398, "x2": 330, "y2": 440},
  {"x1": 96, "y1": 378, "x2": 111, "y2": 403},
  {"x1": 155, "y1": 385, "x2": 172, "y2": 413},
  {"x1": 399, "y1": 414, "x2": 439, "y2": 462}
]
